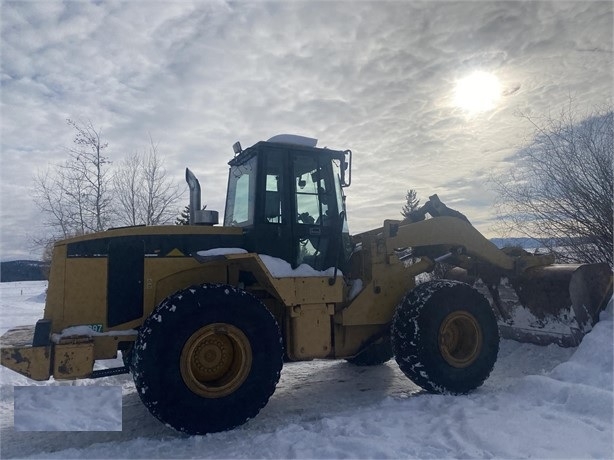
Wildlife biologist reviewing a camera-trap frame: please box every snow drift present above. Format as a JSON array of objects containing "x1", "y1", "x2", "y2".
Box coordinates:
[{"x1": 0, "y1": 281, "x2": 612, "y2": 458}]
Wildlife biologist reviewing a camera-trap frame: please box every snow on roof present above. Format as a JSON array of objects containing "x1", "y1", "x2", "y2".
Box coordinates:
[{"x1": 266, "y1": 134, "x2": 318, "y2": 147}]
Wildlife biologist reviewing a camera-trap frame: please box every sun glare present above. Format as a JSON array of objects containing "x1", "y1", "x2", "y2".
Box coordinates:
[{"x1": 453, "y1": 71, "x2": 502, "y2": 114}]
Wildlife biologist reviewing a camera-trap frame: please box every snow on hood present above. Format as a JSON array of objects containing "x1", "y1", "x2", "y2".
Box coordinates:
[
  {"x1": 259, "y1": 255, "x2": 341, "y2": 278},
  {"x1": 196, "y1": 249, "x2": 342, "y2": 278},
  {"x1": 196, "y1": 248, "x2": 248, "y2": 257}
]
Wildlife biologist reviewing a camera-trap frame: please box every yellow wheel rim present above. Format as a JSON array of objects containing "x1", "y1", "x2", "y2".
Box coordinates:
[
  {"x1": 438, "y1": 311, "x2": 482, "y2": 368},
  {"x1": 180, "y1": 323, "x2": 252, "y2": 398}
]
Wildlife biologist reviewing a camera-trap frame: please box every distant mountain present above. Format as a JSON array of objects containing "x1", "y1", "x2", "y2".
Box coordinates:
[
  {"x1": 490, "y1": 237, "x2": 545, "y2": 249},
  {"x1": 0, "y1": 260, "x2": 49, "y2": 282}
]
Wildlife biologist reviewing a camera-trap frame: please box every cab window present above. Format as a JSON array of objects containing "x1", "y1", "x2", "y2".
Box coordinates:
[
  {"x1": 294, "y1": 155, "x2": 331, "y2": 226},
  {"x1": 264, "y1": 155, "x2": 283, "y2": 224},
  {"x1": 224, "y1": 156, "x2": 257, "y2": 227}
]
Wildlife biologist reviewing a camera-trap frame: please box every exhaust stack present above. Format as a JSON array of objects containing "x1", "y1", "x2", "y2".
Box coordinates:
[{"x1": 185, "y1": 168, "x2": 219, "y2": 226}]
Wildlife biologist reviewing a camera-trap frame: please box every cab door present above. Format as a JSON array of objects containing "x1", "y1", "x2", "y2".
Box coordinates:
[
  {"x1": 246, "y1": 147, "x2": 295, "y2": 264},
  {"x1": 292, "y1": 153, "x2": 338, "y2": 270}
]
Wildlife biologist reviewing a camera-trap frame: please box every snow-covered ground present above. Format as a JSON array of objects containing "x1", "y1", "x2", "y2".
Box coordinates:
[{"x1": 0, "y1": 281, "x2": 612, "y2": 459}]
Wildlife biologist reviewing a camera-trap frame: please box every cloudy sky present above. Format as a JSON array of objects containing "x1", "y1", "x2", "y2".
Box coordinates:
[{"x1": 1, "y1": 1, "x2": 612, "y2": 260}]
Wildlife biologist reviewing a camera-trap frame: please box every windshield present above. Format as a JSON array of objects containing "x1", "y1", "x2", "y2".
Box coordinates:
[{"x1": 224, "y1": 156, "x2": 257, "y2": 227}]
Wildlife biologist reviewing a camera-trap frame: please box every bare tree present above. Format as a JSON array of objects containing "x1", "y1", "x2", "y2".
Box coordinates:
[
  {"x1": 493, "y1": 105, "x2": 613, "y2": 267},
  {"x1": 114, "y1": 139, "x2": 183, "y2": 226},
  {"x1": 34, "y1": 169, "x2": 72, "y2": 238},
  {"x1": 113, "y1": 153, "x2": 141, "y2": 226},
  {"x1": 34, "y1": 119, "x2": 112, "y2": 242},
  {"x1": 66, "y1": 119, "x2": 113, "y2": 232}
]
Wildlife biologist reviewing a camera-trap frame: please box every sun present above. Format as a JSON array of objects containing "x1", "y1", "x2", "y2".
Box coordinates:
[{"x1": 453, "y1": 71, "x2": 502, "y2": 114}]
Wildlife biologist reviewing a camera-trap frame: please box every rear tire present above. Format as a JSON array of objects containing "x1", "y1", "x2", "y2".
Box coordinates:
[
  {"x1": 391, "y1": 280, "x2": 499, "y2": 394},
  {"x1": 131, "y1": 284, "x2": 283, "y2": 435}
]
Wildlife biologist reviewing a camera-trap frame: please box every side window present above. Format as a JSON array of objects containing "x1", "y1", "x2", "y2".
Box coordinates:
[
  {"x1": 264, "y1": 156, "x2": 283, "y2": 224},
  {"x1": 233, "y1": 175, "x2": 250, "y2": 223},
  {"x1": 224, "y1": 157, "x2": 257, "y2": 227},
  {"x1": 294, "y1": 155, "x2": 333, "y2": 269},
  {"x1": 294, "y1": 156, "x2": 330, "y2": 226}
]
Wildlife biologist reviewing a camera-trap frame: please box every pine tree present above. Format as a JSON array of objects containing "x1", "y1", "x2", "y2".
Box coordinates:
[
  {"x1": 175, "y1": 205, "x2": 190, "y2": 225},
  {"x1": 401, "y1": 189, "x2": 420, "y2": 221}
]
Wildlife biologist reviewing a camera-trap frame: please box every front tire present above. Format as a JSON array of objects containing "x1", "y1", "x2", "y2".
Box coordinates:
[
  {"x1": 391, "y1": 280, "x2": 499, "y2": 394},
  {"x1": 131, "y1": 284, "x2": 283, "y2": 435}
]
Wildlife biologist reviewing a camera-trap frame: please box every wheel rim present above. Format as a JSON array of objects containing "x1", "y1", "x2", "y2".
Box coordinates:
[
  {"x1": 180, "y1": 323, "x2": 252, "y2": 398},
  {"x1": 438, "y1": 311, "x2": 482, "y2": 368}
]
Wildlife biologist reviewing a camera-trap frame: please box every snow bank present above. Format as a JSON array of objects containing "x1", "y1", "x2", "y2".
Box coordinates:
[
  {"x1": 14, "y1": 386, "x2": 122, "y2": 431},
  {"x1": 0, "y1": 281, "x2": 47, "y2": 335},
  {"x1": 1, "y1": 283, "x2": 612, "y2": 459}
]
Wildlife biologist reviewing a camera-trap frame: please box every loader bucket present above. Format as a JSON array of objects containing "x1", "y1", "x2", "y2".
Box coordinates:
[{"x1": 448, "y1": 263, "x2": 613, "y2": 347}]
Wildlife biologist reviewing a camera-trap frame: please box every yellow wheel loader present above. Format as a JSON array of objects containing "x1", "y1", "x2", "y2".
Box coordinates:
[{"x1": 2, "y1": 135, "x2": 611, "y2": 435}]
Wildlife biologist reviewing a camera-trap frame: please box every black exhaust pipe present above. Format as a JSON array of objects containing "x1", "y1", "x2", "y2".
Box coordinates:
[
  {"x1": 185, "y1": 168, "x2": 201, "y2": 226},
  {"x1": 185, "y1": 168, "x2": 219, "y2": 225}
]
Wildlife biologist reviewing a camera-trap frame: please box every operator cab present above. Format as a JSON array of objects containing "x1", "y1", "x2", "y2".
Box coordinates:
[{"x1": 224, "y1": 135, "x2": 352, "y2": 272}]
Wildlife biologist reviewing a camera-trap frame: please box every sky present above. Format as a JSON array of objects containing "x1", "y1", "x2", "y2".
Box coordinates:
[{"x1": 1, "y1": 0, "x2": 612, "y2": 260}]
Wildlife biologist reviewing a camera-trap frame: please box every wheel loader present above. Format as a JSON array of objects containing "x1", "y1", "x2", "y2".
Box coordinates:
[{"x1": 2, "y1": 135, "x2": 612, "y2": 435}]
